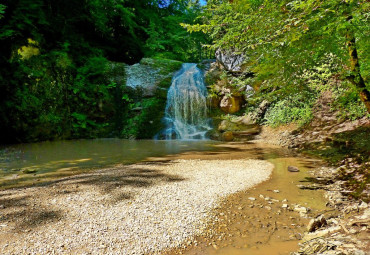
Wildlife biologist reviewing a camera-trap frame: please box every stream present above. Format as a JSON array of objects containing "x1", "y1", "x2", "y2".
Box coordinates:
[
  {"x1": 0, "y1": 139, "x2": 217, "y2": 189},
  {"x1": 0, "y1": 139, "x2": 327, "y2": 254}
]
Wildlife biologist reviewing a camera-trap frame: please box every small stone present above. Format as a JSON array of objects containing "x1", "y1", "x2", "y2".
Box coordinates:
[
  {"x1": 248, "y1": 197, "x2": 256, "y2": 201},
  {"x1": 294, "y1": 205, "x2": 309, "y2": 213},
  {"x1": 273, "y1": 190, "x2": 280, "y2": 193},
  {"x1": 222, "y1": 131, "x2": 234, "y2": 141},
  {"x1": 282, "y1": 204, "x2": 289, "y2": 209},
  {"x1": 349, "y1": 228, "x2": 358, "y2": 234},
  {"x1": 358, "y1": 201, "x2": 368, "y2": 209},
  {"x1": 288, "y1": 166, "x2": 300, "y2": 172},
  {"x1": 302, "y1": 226, "x2": 341, "y2": 242}
]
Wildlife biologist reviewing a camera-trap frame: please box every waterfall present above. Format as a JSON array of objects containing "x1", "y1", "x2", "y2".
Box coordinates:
[{"x1": 160, "y1": 63, "x2": 212, "y2": 140}]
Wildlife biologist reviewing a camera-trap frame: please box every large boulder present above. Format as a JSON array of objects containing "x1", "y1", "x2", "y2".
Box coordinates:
[
  {"x1": 220, "y1": 95, "x2": 243, "y2": 114},
  {"x1": 124, "y1": 58, "x2": 182, "y2": 97},
  {"x1": 217, "y1": 115, "x2": 261, "y2": 141},
  {"x1": 106, "y1": 58, "x2": 183, "y2": 139}
]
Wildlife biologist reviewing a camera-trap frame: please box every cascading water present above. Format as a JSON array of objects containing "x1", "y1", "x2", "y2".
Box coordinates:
[{"x1": 160, "y1": 63, "x2": 212, "y2": 140}]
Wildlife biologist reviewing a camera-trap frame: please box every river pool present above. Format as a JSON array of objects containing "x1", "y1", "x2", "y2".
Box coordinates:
[{"x1": 0, "y1": 139, "x2": 218, "y2": 189}]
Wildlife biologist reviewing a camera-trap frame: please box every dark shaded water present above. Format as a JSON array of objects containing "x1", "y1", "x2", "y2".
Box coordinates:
[{"x1": 0, "y1": 139, "x2": 218, "y2": 189}]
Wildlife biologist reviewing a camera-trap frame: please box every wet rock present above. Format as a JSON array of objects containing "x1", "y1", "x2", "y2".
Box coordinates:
[
  {"x1": 294, "y1": 205, "x2": 309, "y2": 214},
  {"x1": 222, "y1": 131, "x2": 234, "y2": 141},
  {"x1": 231, "y1": 114, "x2": 256, "y2": 126},
  {"x1": 218, "y1": 117, "x2": 260, "y2": 141},
  {"x1": 218, "y1": 120, "x2": 229, "y2": 132},
  {"x1": 288, "y1": 166, "x2": 300, "y2": 172},
  {"x1": 307, "y1": 215, "x2": 327, "y2": 232},
  {"x1": 302, "y1": 226, "x2": 341, "y2": 242}
]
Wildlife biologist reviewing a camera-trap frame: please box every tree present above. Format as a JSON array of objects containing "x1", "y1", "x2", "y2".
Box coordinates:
[{"x1": 185, "y1": 0, "x2": 370, "y2": 112}]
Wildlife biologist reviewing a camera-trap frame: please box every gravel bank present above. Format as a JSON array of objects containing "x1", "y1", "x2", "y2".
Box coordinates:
[{"x1": 0, "y1": 159, "x2": 273, "y2": 254}]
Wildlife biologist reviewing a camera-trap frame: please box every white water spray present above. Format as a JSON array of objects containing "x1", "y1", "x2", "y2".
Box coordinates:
[{"x1": 161, "y1": 63, "x2": 212, "y2": 140}]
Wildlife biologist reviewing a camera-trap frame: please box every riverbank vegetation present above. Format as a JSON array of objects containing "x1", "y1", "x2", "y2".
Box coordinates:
[
  {"x1": 0, "y1": 0, "x2": 207, "y2": 143},
  {"x1": 186, "y1": 0, "x2": 369, "y2": 127},
  {"x1": 0, "y1": 0, "x2": 369, "y2": 144}
]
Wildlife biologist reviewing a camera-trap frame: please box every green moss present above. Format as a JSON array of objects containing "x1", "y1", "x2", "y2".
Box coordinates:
[
  {"x1": 23, "y1": 169, "x2": 37, "y2": 174},
  {"x1": 140, "y1": 57, "x2": 182, "y2": 76}
]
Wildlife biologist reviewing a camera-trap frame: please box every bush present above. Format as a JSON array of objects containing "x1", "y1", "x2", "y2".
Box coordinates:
[{"x1": 263, "y1": 94, "x2": 314, "y2": 127}]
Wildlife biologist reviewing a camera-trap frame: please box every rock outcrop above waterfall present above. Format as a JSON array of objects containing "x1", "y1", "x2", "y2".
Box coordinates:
[
  {"x1": 120, "y1": 58, "x2": 182, "y2": 97},
  {"x1": 215, "y1": 49, "x2": 246, "y2": 74},
  {"x1": 107, "y1": 58, "x2": 183, "y2": 139}
]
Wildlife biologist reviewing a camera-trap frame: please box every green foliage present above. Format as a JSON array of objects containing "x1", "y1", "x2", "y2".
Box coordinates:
[
  {"x1": 186, "y1": 0, "x2": 370, "y2": 114},
  {"x1": 144, "y1": 1, "x2": 208, "y2": 62},
  {"x1": 185, "y1": 0, "x2": 369, "y2": 127},
  {"x1": 0, "y1": 4, "x2": 6, "y2": 19},
  {"x1": 121, "y1": 98, "x2": 166, "y2": 139},
  {"x1": 336, "y1": 89, "x2": 368, "y2": 121},
  {"x1": 0, "y1": 0, "x2": 205, "y2": 143},
  {"x1": 263, "y1": 94, "x2": 314, "y2": 127}
]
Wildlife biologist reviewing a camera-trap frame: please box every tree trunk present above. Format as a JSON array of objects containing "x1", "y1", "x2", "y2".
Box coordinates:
[{"x1": 346, "y1": 19, "x2": 370, "y2": 113}]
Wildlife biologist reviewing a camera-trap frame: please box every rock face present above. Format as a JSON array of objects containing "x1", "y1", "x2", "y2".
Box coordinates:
[
  {"x1": 215, "y1": 49, "x2": 245, "y2": 73},
  {"x1": 220, "y1": 96, "x2": 243, "y2": 114},
  {"x1": 107, "y1": 58, "x2": 183, "y2": 139},
  {"x1": 217, "y1": 115, "x2": 261, "y2": 141},
  {"x1": 124, "y1": 58, "x2": 182, "y2": 97}
]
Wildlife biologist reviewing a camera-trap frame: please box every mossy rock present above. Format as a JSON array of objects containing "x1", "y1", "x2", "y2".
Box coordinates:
[
  {"x1": 22, "y1": 169, "x2": 37, "y2": 174},
  {"x1": 157, "y1": 76, "x2": 173, "y2": 89},
  {"x1": 140, "y1": 58, "x2": 182, "y2": 75}
]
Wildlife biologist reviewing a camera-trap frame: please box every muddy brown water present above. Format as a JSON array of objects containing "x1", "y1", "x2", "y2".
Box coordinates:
[
  {"x1": 157, "y1": 142, "x2": 327, "y2": 255},
  {"x1": 0, "y1": 139, "x2": 217, "y2": 189},
  {"x1": 0, "y1": 140, "x2": 327, "y2": 254}
]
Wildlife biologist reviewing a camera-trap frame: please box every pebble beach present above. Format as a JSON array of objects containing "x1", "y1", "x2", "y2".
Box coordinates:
[{"x1": 0, "y1": 159, "x2": 273, "y2": 254}]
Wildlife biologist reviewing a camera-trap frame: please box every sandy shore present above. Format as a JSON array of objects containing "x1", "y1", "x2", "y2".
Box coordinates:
[{"x1": 0, "y1": 159, "x2": 273, "y2": 255}]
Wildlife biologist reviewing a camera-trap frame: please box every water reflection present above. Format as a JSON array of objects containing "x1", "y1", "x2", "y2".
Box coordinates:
[{"x1": 0, "y1": 139, "x2": 218, "y2": 188}]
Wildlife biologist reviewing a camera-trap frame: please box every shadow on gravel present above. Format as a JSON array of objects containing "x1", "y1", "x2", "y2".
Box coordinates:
[
  {"x1": 2, "y1": 209, "x2": 63, "y2": 231},
  {"x1": 0, "y1": 162, "x2": 187, "y2": 229},
  {"x1": 50, "y1": 164, "x2": 187, "y2": 193},
  {"x1": 0, "y1": 194, "x2": 63, "y2": 231}
]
